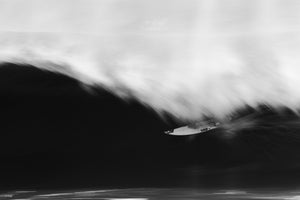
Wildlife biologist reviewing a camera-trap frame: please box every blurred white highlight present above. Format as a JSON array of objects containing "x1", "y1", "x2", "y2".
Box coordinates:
[{"x1": 0, "y1": 0, "x2": 300, "y2": 121}]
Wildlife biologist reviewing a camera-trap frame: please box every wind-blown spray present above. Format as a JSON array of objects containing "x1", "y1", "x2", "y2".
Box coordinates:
[{"x1": 0, "y1": 0, "x2": 300, "y2": 121}]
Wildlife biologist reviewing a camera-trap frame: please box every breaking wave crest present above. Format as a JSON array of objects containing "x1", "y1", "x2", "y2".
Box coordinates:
[{"x1": 1, "y1": 0, "x2": 300, "y2": 121}]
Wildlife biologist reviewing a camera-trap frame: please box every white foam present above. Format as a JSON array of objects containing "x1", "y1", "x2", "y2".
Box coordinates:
[{"x1": 1, "y1": 0, "x2": 300, "y2": 121}]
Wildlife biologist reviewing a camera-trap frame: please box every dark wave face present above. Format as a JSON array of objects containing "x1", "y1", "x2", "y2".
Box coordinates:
[{"x1": 0, "y1": 64, "x2": 299, "y2": 194}]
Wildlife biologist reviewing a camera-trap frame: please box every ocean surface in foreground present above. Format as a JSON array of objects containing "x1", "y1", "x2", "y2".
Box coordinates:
[{"x1": 1, "y1": 188, "x2": 300, "y2": 200}]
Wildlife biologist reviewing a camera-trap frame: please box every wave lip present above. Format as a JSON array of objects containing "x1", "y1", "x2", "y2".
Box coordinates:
[{"x1": 1, "y1": 1, "x2": 300, "y2": 121}]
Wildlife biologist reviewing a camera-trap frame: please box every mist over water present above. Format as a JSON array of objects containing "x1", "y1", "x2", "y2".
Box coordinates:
[{"x1": 1, "y1": 0, "x2": 300, "y2": 121}]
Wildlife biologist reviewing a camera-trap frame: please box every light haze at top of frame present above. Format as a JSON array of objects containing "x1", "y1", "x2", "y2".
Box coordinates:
[
  {"x1": 0, "y1": 1, "x2": 300, "y2": 121},
  {"x1": 0, "y1": 0, "x2": 299, "y2": 34}
]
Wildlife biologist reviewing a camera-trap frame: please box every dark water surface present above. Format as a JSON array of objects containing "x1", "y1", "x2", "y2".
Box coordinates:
[
  {"x1": 2, "y1": 187, "x2": 300, "y2": 200},
  {"x1": 0, "y1": 65, "x2": 300, "y2": 199},
  {"x1": 2, "y1": 165, "x2": 300, "y2": 200}
]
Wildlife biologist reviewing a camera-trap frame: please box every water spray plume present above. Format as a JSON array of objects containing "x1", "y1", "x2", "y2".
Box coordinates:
[{"x1": 0, "y1": 0, "x2": 300, "y2": 121}]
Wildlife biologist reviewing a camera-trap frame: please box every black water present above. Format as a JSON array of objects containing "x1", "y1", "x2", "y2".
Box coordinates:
[
  {"x1": 2, "y1": 187, "x2": 300, "y2": 200},
  {"x1": 1, "y1": 64, "x2": 300, "y2": 199}
]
